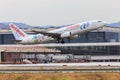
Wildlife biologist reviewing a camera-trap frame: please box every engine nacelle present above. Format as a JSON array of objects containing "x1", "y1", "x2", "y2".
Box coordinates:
[
  {"x1": 70, "y1": 35, "x2": 79, "y2": 39},
  {"x1": 61, "y1": 32, "x2": 71, "y2": 38}
]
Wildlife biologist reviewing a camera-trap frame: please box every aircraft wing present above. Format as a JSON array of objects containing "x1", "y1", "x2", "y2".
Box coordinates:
[
  {"x1": 100, "y1": 22, "x2": 120, "y2": 32},
  {"x1": 32, "y1": 30, "x2": 61, "y2": 38}
]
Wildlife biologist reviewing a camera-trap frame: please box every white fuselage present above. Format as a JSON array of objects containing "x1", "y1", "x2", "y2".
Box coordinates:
[
  {"x1": 20, "y1": 20, "x2": 106, "y2": 44},
  {"x1": 49, "y1": 20, "x2": 106, "y2": 38},
  {"x1": 20, "y1": 34, "x2": 54, "y2": 44}
]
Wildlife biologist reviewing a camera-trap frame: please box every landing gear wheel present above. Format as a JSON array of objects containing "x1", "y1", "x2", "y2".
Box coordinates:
[
  {"x1": 56, "y1": 40, "x2": 60, "y2": 43},
  {"x1": 61, "y1": 40, "x2": 65, "y2": 44},
  {"x1": 56, "y1": 37, "x2": 61, "y2": 43}
]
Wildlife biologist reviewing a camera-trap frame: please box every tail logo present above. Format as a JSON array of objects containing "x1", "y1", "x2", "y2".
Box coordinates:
[{"x1": 10, "y1": 24, "x2": 25, "y2": 37}]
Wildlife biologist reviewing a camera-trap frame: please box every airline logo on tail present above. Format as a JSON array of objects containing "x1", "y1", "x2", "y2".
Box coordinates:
[{"x1": 10, "y1": 24, "x2": 25, "y2": 37}]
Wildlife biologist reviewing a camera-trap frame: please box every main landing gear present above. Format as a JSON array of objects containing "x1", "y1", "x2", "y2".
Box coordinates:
[
  {"x1": 56, "y1": 37, "x2": 71, "y2": 44},
  {"x1": 56, "y1": 38, "x2": 65, "y2": 44}
]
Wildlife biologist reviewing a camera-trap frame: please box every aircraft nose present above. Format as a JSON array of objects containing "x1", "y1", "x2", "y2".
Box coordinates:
[
  {"x1": 98, "y1": 21, "x2": 107, "y2": 26},
  {"x1": 102, "y1": 21, "x2": 106, "y2": 24},
  {"x1": 95, "y1": 20, "x2": 107, "y2": 27},
  {"x1": 101, "y1": 21, "x2": 107, "y2": 26}
]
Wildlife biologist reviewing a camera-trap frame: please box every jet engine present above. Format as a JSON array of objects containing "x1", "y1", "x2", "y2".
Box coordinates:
[
  {"x1": 61, "y1": 32, "x2": 72, "y2": 38},
  {"x1": 70, "y1": 35, "x2": 79, "y2": 39}
]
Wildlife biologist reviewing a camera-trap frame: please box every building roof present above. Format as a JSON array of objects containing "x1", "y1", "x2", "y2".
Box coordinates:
[
  {"x1": 107, "y1": 22, "x2": 120, "y2": 28},
  {"x1": 0, "y1": 45, "x2": 60, "y2": 52},
  {"x1": 0, "y1": 42, "x2": 120, "y2": 52}
]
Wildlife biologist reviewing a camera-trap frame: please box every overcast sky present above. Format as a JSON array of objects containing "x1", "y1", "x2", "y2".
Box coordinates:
[{"x1": 0, "y1": 0, "x2": 120, "y2": 26}]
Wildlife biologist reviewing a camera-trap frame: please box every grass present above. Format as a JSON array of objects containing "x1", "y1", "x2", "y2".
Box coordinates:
[{"x1": 0, "y1": 72, "x2": 119, "y2": 80}]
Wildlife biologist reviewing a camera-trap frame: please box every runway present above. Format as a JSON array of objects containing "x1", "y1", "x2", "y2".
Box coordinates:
[
  {"x1": 0, "y1": 68, "x2": 119, "y2": 73},
  {"x1": 0, "y1": 62, "x2": 119, "y2": 67},
  {"x1": 1, "y1": 42, "x2": 120, "y2": 47},
  {"x1": 0, "y1": 62, "x2": 119, "y2": 73}
]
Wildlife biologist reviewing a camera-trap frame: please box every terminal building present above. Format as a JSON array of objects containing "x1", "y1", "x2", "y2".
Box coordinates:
[
  {"x1": 0, "y1": 31, "x2": 120, "y2": 64},
  {"x1": 0, "y1": 29, "x2": 119, "y2": 64}
]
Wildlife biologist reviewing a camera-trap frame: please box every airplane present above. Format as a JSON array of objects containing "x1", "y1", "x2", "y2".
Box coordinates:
[{"x1": 9, "y1": 20, "x2": 120, "y2": 44}]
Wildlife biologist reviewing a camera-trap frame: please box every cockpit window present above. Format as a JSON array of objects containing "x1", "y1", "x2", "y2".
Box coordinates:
[{"x1": 98, "y1": 21, "x2": 102, "y2": 22}]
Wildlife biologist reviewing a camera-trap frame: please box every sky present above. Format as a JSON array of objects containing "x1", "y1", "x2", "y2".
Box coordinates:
[{"x1": 0, "y1": 0, "x2": 120, "y2": 26}]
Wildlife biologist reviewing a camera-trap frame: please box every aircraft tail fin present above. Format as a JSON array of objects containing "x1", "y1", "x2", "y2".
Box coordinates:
[{"x1": 9, "y1": 23, "x2": 28, "y2": 40}]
